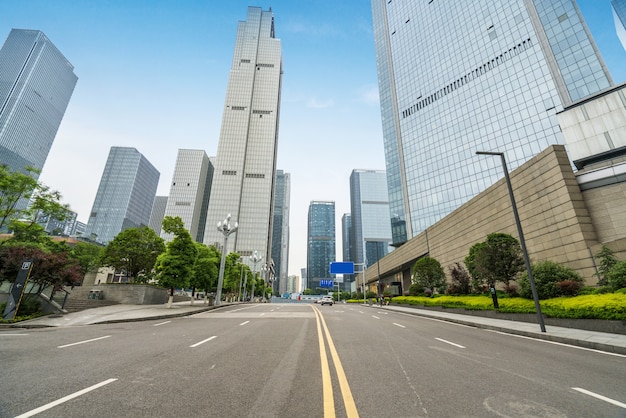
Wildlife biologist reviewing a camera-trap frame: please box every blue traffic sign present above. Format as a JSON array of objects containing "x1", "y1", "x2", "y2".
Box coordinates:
[{"x1": 329, "y1": 262, "x2": 354, "y2": 274}]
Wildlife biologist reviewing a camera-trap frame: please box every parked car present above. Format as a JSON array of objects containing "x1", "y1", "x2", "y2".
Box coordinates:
[{"x1": 320, "y1": 296, "x2": 334, "y2": 306}]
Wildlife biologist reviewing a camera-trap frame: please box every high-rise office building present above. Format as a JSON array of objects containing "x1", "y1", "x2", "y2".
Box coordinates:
[
  {"x1": 349, "y1": 170, "x2": 392, "y2": 268},
  {"x1": 271, "y1": 170, "x2": 290, "y2": 295},
  {"x1": 148, "y1": 196, "x2": 168, "y2": 236},
  {"x1": 613, "y1": 0, "x2": 626, "y2": 50},
  {"x1": 371, "y1": 0, "x2": 613, "y2": 244},
  {"x1": 307, "y1": 201, "x2": 335, "y2": 291},
  {"x1": 203, "y1": 7, "x2": 282, "y2": 266},
  {"x1": 162, "y1": 149, "x2": 213, "y2": 243},
  {"x1": 0, "y1": 29, "x2": 77, "y2": 177},
  {"x1": 340, "y1": 213, "x2": 352, "y2": 292},
  {"x1": 85, "y1": 147, "x2": 159, "y2": 245}
]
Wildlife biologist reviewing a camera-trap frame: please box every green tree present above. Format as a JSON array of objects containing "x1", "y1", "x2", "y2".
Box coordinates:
[
  {"x1": 518, "y1": 260, "x2": 584, "y2": 299},
  {"x1": 0, "y1": 165, "x2": 70, "y2": 240},
  {"x1": 101, "y1": 226, "x2": 165, "y2": 282},
  {"x1": 190, "y1": 243, "x2": 220, "y2": 298},
  {"x1": 606, "y1": 260, "x2": 626, "y2": 291},
  {"x1": 155, "y1": 217, "x2": 197, "y2": 304},
  {"x1": 69, "y1": 241, "x2": 104, "y2": 277},
  {"x1": 595, "y1": 245, "x2": 618, "y2": 287},
  {"x1": 473, "y1": 233, "x2": 524, "y2": 287},
  {"x1": 465, "y1": 241, "x2": 488, "y2": 291},
  {"x1": 223, "y1": 252, "x2": 243, "y2": 295},
  {"x1": 412, "y1": 256, "x2": 446, "y2": 295}
]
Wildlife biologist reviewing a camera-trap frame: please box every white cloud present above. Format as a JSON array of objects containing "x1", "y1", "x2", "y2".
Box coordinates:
[{"x1": 307, "y1": 97, "x2": 335, "y2": 108}]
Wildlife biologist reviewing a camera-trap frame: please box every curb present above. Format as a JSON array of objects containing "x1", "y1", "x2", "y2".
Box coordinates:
[{"x1": 375, "y1": 305, "x2": 626, "y2": 355}]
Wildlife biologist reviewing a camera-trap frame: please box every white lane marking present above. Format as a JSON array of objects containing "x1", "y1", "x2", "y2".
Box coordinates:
[
  {"x1": 487, "y1": 330, "x2": 626, "y2": 358},
  {"x1": 190, "y1": 335, "x2": 217, "y2": 348},
  {"x1": 57, "y1": 335, "x2": 111, "y2": 348},
  {"x1": 372, "y1": 315, "x2": 380, "y2": 320},
  {"x1": 376, "y1": 311, "x2": 388, "y2": 315},
  {"x1": 358, "y1": 311, "x2": 364, "y2": 314},
  {"x1": 572, "y1": 387, "x2": 626, "y2": 408},
  {"x1": 260, "y1": 313, "x2": 266, "y2": 316},
  {"x1": 153, "y1": 321, "x2": 171, "y2": 327},
  {"x1": 393, "y1": 323, "x2": 406, "y2": 328},
  {"x1": 0, "y1": 333, "x2": 28, "y2": 336},
  {"x1": 240, "y1": 321, "x2": 250, "y2": 326},
  {"x1": 15, "y1": 378, "x2": 118, "y2": 418},
  {"x1": 435, "y1": 337, "x2": 466, "y2": 348},
  {"x1": 394, "y1": 311, "x2": 474, "y2": 329}
]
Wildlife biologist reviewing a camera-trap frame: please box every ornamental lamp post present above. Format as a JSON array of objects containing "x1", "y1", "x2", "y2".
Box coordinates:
[
  {"x1": 215, "y1": 213, "x2": 238, "y2": 306},
  {"x1": 250, "y1": 251, "x2": 262, "y2": 302}
]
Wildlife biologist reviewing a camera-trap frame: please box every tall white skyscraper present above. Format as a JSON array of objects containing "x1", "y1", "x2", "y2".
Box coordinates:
[
  {"x1": 371, "y1": 0, "x2": 613, "y2": 245},
  {"x1": 85, "y1": 147, "x2": 159, "y2": 245},
  {"x1": 0, "y1": 29, "x2": 77, "y2": 177},
  {"x1": 203, "y1": 7, "x2": 282, "y2": 266},
  {"x1": 162, "y1": 149, "x2": 213, "y2": 243}
]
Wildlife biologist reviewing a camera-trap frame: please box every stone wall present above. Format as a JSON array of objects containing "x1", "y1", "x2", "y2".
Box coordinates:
[
  {"x1": 365, "y1": 145, "x2": 606, "y2": 293},
  {"x1": 83, "y1": 284, "x2": 168, "y2": 305}
]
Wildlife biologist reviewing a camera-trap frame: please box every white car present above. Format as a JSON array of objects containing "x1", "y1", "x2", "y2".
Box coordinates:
[{"x1": 320, "y1": 296, "x2": 334, "y2": 306}]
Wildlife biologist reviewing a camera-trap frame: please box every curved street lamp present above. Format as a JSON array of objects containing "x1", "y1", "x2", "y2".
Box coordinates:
[
  {"x1": 476, "y1": 151, "x2": 546, "y2": 332},
  {"x1": 215, "y1": 213, "x2": 238, "y2": 306}
]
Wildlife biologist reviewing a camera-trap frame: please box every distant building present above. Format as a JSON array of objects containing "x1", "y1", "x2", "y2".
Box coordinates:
[
  {"x1": 341, "y1": 213, "x2": 352, "y2": 290},
  {"x1": 203, "y1": 7, "x2": 283, "y2": 268},
  {"x1": 85, "y1": 147, "x2": 159, "y2": 245},
  {"x1": 613, "y1": 0, "x2": 626, "y2": 50},
  {"x1": 36, "y1": 209, "x2": 77, "y2": 236},
  {"x1": 271, "y1": 170, "x2": 290, "y2": 295},
  {"x1": 162, "y1": 150, "x2": 213, "y2": 243},
  {"x1": 149, "y1": 196, "x2": 168, "y2": 236},
  {"x1": 371, "y1": 0, "x2": 614, "y2": 244},
  {"x1": 0, "y1": 29, "x2": 77, "y2": 178},
  {"x1": 307, "y1": 201, "x2": 335, "y2": 291},
  {"x1": 349, "y1": 169, "x2": 392, "y2": 270},
  {"x1": 73, "y1": 220, "x2": 86, "y2": 237}
]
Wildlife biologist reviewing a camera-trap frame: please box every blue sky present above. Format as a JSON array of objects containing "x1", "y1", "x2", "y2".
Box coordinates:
[{"x1": 1, "y1": 1, "x2": 624, "y2": 277}]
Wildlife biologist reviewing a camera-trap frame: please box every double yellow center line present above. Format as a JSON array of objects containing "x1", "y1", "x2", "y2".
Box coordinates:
[{"x1": 311, "y1": 305, "x2": 359, "y2": 418}]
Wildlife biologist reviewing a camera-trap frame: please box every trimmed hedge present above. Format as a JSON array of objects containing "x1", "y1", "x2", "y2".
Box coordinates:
[{"x1": 387, "y1": 293, "x2": 626, "y2": 320}]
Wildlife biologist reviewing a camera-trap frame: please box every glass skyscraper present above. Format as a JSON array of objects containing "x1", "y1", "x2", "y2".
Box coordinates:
[
  {"x1": 371, "y1": 0, "x2": 613, "y2": 244},
  {"x1": 349, "y1": 170, "x2": 392, "y2": 269},
  {"x1": 614, "y1": 0, "x2": 626, "y2": 50},
  {"x1": 271, "y1": 170, "x2": 290, "y2": 295},
  {"x1": 203, "y1": 7, "x2": 282, "y2": 267},
  {"x1": 0, "y1": 29, "x2": 77, "y2": 177},
  {"x1": 162, "y1": 149, "x2": 213, "y2": 243},
  {"x1": 307, "y1": 201, "x2": 335, "y2": 291},
  {"x1": 85, "y1": 147, "x2": 159, "y2": 244}
]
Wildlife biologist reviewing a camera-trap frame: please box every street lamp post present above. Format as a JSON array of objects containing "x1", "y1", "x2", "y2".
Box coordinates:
[
  {"x1": 250, "y1": 251, "x2": 262, "y2": 303},
  {"x1": 476, "y1": 151, "x2": 546, "y2": 332},
  {"x1": 216, "y1": 213, "x2": 238, "y2": 306}
]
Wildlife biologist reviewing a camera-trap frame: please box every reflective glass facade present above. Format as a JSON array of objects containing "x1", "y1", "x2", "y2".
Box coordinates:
[
  {"x1": 307, "y1": 201, "x2": 335, "y2": 291},
  {"x1": 86, "y1": 147, "x2": 159, "y2": 244},
  {"x1": 349, "y1": 170, "x2": 392, "y2": 269},
  {"x1": 614, "y1": 0, "x2": 626, "y2": 49},
  {"x1": 162, "y1": 149, "x2": 213, "y2": 243},
  {"x1": 271, "y1": 170, "x2": 290, "y2": 294},
  {"x1": 203, "y1": 7, "x2": 282, "y2": 267},
  {"x1": 0, "y1": 29, "x2": 77, "y2": 176},
  {"x1": 371, "y1": 0, "x2": 613, "y2": 243}
]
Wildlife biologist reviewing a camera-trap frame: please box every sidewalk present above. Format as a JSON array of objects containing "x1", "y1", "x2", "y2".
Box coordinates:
[
  {"x1": 376, "y1": 303, "x2": 626, "y2": 355},
  {"x1": 4, "y1": 301, "x2": 626, "y2": 355}
]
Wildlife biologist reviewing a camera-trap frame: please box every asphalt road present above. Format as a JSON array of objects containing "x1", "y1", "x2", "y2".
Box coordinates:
[{"x1": 1, "y1": 303, "x2": 625, "y2": 417}]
